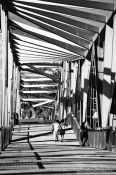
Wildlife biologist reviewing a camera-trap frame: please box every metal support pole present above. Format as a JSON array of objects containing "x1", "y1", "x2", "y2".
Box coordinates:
[{"x1": 1, "y1": 5, "x2": 8, "y2": 127}]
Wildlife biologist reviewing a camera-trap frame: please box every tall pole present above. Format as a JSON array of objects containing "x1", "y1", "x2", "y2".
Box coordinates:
[{"x1": 1, "y1": 4, "x2": 8, "y2": 127}]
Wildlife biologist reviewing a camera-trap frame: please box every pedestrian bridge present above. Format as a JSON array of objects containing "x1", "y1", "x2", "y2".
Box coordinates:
[
  {"x1": 0, "y1": 123, "x2": 116, "y2": 175},
  {"x1": 1, "y1": 0, "x2": 116, "y2": 174}
]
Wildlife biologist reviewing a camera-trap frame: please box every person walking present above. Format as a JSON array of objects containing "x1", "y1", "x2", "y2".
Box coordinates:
[
  {"x1": 52, "y1": 120, "x2": 60, "y2": 142},
  {"x1": 59, "y1": 119, "x2": 66, "y2": 142},
  {"x1": 80, "y1": 121, "x2": 90, "y2": 146}
]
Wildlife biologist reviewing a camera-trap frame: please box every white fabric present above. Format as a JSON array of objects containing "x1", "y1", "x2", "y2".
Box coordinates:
[{"x1": 53, "y1": 122, "x2": 60, "y2": 132}]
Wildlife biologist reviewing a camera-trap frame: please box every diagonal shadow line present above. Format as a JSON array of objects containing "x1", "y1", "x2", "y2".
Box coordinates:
[
  {"x1": 11, "y1": 127, "x2": 72, "y2": 143},
  {"x1": 28, "y1": 141, "x2": 45, "y2": 169},
  {"x1": 11, "y1": 131, "x2": 52, "y2": 142}
]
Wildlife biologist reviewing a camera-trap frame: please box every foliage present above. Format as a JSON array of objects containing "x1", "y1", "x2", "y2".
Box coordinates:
[
  {"x1": 22, "y1": 110, "x2": 26, "y2": 119},
  {"x1": 27, "y1": 109, "x2": 32, "y2": 119}
]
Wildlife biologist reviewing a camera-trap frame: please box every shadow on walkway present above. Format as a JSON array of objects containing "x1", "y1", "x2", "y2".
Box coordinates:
[{"x1": 0, "y1": 124, "x2": 116, "y2": 174}]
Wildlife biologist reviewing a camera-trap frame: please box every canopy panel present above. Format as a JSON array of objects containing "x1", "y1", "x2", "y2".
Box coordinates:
[{"x1": 1, "y1": 0, "x2": 115, "y2": 107}]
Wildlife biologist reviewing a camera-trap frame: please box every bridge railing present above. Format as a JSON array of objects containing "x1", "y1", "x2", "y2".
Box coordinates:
[
  {"x1": 65, "y1": 113, "x2": 116, "y2": 151},
  {"x1": 65, "y1": 113, "x2": 80, "y2": 141},
  {"x1": 1, "y1": 124, "x2": 13, "y2": 150},
  {"x1": 112, "y1": 128, "x2": 116, "y2": 151},
  {"x1": 88, "y1": 127, "x2": 116, "y2": 151}
]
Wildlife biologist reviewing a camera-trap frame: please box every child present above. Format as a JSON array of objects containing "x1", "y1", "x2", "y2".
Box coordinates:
[{"x1": 52, "y1": 120, "x2": 60, "y2": 142}]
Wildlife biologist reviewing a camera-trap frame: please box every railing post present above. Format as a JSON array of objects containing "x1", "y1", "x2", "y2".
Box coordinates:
[
  {"x1": 90, "y1": 129, "x2": 93, "y2": 147},
  {"x1": 93, "y1": 129, "x2": 96, "y2": 148},
  {"x1": 114, "y1": 128, "x2": 116, "y2": 147},
  {"x1": 112, "y1": 127, "x2": 116, "y2": 151},
  {"x1": 106, "y1": 127, "x2": 112, "y2": 151},
  {"x1": 99, "y1": 129, "x2": 102, "y2": 149},
  {"x1": 96, "y1": 130, "x2": 99, "y2": 149},
  {"x1": 27, "y1": 126, "x2": 29, "y2": 143},
  {"x1": 90, "y1": 130, "x2": 92, "y2": 147},
  {"x1": 88, "y1": 130, "x2": 90, "y2": 146}
]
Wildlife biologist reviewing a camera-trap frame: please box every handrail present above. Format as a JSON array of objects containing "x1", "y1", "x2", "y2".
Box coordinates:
[
  {"x1": 65, "y1": 113, "x2": 80, "y2": 141},
  {"x1": 88, "y1": 127, "x2": 113, "y2": 151},
  {"x1": 65, "y1": 113, "x2": 115, "y2": 151}
]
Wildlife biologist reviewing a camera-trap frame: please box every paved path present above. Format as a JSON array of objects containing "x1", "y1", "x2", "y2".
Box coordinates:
[{"x1": 0, "y1": 124, "x2": 116, "y2": 174}]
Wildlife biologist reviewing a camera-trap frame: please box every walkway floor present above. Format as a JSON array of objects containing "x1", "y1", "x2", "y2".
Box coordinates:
[{"x1": 0, "y1": 124, "x2": 116, "y2": 174}]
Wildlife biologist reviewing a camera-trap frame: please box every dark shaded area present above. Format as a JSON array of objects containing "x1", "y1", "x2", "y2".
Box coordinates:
[
  {"x1": 11, "y1": 131, "x2": 52, "y2": 142},
  {"x1": 28, "y1": 142, "x2": 45, "y2": 169},
  {"x1": 11, "y1": 127, "x2": 72, "y2": 142},
  {"x1": 110, "y1": 83, "x2": 116, "y2": 114}
]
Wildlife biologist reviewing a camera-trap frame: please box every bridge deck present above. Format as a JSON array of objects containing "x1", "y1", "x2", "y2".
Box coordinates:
[{"x1": 0, "y1": 124, "x2": 116, "y2": 174}]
